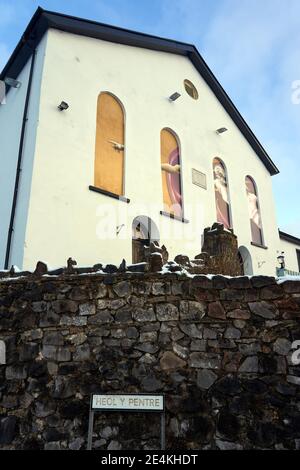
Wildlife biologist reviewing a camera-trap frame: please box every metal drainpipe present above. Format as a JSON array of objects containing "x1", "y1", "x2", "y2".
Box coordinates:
[{"x1": 4, "y1": 49, "x2": 37, "y2": 270}]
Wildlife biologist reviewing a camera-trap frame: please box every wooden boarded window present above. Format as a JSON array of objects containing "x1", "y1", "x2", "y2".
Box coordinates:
[
  {"x1": 160, "y1": 129, "x2": 183, "y2": 218},
  {"x1": 245, "y1": 176, "x2": 263, "y2": 246},
  {"x1": 94, "y1": 93, "x2": 125, "y2": 195}
]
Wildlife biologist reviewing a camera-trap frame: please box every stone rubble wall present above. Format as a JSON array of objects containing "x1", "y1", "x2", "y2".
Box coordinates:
[{"x1": 0, "y1": 273, "x2": 299, "y2": 450}]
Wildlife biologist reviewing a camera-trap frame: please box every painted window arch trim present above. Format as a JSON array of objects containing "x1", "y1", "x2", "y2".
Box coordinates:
[
  {"x1": 94, "y1": 91, "x2": 126, "y2": 196},
  {"x1": 245, "y1": 175, "x2": 264, "y2": 246},
  {"x1": 160, "y1": 128, "x2": 183, "y2": 219},
  {"x1": 213, "y1": 157, "x2": 232, "y2": 229}
]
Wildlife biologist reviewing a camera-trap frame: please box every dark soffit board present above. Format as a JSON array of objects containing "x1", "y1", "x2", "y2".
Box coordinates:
[
  {"x1": 279, "y1": 230, "x2": 300, "y2": 246},
  {"x1": 0, "y1": 7, "x2": 279, "y2": 176}
]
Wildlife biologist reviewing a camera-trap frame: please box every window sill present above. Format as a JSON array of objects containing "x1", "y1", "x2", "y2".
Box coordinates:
[
  {"x1": 89, "y1": 186, "x2": 130, "y2": 203},
  {"x1": 160, "y1": 211, "x2": 189, "y2": 224},
  {"x1": 251, "y1": 242, "x2": 268, "y2": 250}
]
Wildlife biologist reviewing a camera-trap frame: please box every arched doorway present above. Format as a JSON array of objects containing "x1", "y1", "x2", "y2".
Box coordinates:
[
  {"x1": 238, "y1": 246, "x2": 253, "y2": 276},
  {"x1": 132, "y1": 216, "x2": 159, "y2": 264}
]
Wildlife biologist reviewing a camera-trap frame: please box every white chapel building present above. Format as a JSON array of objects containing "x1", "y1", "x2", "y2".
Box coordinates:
[{"x1": 0, "y1": 8, "x2": 299, "y2": 276}]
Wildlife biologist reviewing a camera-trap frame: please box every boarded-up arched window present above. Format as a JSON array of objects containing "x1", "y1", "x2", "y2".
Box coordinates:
[
  {"x1": 94, "y1": 93, "x2": 125, "y2": 195},
  {"x1": 245, "y1": 176, "x2": 263, "y2": 245},
  {"x1": 160, "y1": 129, "x2": 182, "y2": 218},
  {"x1": 213, "y1": 158, "x2": 232, "y2": 229}
]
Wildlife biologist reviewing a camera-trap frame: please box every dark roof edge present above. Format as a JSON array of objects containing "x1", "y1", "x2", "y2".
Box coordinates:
[
  {"x1": 0, "y1": 7, "x2": 279, "y2": 176},
  {"x1": 0, "y1": 7, "x2": 45, "y2": 81},
  {"x1": 43, "y1": 8, "x2": 195, "y2": 50},
  {"x1": 279, "y1": 230, "x2": 300, "y2": 246},
  {"x1": 188, "y1": 49, "x2": 279, "y2": 176}
]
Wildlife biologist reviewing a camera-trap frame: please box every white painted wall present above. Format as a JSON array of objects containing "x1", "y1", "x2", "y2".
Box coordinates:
[
  {"x1": 279, "y1": 238, "x2": 300, "y2": 273},
  {"x1": 0, "y1": 34, "x2": 47, "y2": 269},
  {"x1": 22, "y1": 29, "x2": 281, "y2": 275}
]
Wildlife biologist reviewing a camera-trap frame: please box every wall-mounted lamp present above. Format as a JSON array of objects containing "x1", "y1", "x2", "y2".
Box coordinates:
[
  {"x1": 277, "y1": 252, "x2": 285, "y2": 269},
  {"x1": 58, "y1": 101, "x2": 69, "y2": 111},
  {"x1": 216, "y1": 127, "x2": 228, "y2": 135},
  {"x1": 169, "y1": 92, "x2": 181, "y2": 102},
  {"x1": 4, "y1": 77, "x2": 22, "y2": 88}
]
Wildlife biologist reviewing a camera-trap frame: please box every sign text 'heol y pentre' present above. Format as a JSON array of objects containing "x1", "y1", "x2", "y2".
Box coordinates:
[{"x1": 92, "y1": 394, "x2": 164, "y2": 411}]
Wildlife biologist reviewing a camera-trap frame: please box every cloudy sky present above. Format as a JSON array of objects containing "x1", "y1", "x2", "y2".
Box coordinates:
[{"x1": 1, "y1": 0, "x2": 299, "y2": 236}]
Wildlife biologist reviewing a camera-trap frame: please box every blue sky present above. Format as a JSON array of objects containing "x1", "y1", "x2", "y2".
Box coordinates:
[{"x1": 1, "y1": 0, "x2": 300, "y2": 236}]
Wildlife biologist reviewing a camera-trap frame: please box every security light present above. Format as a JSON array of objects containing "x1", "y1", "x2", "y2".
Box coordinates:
[
  {"x1": 4, "y1": 77, "x2": 22, "y2": 88},
  {"x1": 216, "y1": 127, "x2": 228, "y2": 135},
  {"x1": 58, "y1": 101, "x2": 69, "y2": 111},
  {"x1": 169, "y1": 92, "x2": 181, "y2": 102}
]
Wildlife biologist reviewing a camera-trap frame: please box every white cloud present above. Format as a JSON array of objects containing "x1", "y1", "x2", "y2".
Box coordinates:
[
  {"x1": 280, "y1": 220, "x2": 300, "y2": 239},
  {"x1": 93, "y1": 0, "x2": 133, "y2": 28},
  {"x1": 153, "y1": 0, "x2": 215, "y2": 41},
  {"x1": 0, "y1": 42, "x2": 9, "y2": 70},
  {"x1": 0, "y1": 2, "x2": 15, "y2": 26}
]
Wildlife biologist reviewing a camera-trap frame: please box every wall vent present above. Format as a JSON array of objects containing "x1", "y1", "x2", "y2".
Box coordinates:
[{"x1": 192, "y1": 169, "x2": 207, "y2": 189}]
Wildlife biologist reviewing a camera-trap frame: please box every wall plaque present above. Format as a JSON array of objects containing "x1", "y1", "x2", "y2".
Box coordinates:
[{"x1": 192, "y1": 168, "x2": 207, "y2": 189}]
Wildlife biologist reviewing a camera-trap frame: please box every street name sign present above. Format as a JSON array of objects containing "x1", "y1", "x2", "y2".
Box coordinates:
[
  {"x1": 87, "y1": 394, "x2": 165, "y2": 450},
  {"x1": 92, "y1": 394, "x2": 164, "y2": 411}
]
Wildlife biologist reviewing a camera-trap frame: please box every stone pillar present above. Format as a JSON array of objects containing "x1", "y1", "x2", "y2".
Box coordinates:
[{"x1": 201, "y1": 223, "x2": 243, "y2": 276}]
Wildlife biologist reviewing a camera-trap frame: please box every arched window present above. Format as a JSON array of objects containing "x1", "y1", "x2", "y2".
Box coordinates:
[
  {"x1": 213, "y1": 158, "x2": 232, "y2": 229},
  {"x1": 94, "y1": 92, "x2": 125, "y2": 195},
  {"x1": 245, "y1": 176, "x2": 263, "y2": 245},
  {"x1": 160, "y1": 129, "x2": 183, "y2": 218}
]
